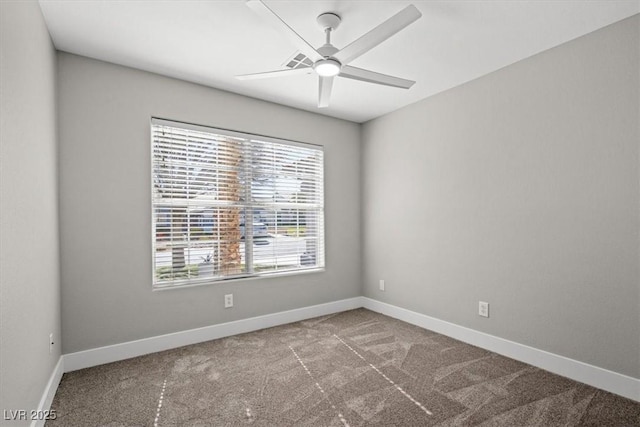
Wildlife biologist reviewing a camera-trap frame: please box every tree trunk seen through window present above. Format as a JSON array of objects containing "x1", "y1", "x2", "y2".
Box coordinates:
[{"x1": 218, "y1": 139, "x2": 242, "y2": 275}]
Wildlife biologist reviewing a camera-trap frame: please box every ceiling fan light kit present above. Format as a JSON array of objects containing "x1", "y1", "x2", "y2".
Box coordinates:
[
  {"x1": 239, "y1": 0, "x2": 422, "y2": 108},
  {"x1": 314, "y1": 58, "x2": 341, "y2": 77}
]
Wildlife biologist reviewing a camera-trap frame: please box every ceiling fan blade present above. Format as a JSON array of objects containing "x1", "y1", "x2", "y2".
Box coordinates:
[
  {"x1": 318, "y1": 76, "x2": 334, "y2": 108},
  {"x1": 236, "y1": 67, "x2": 313, "y2": 80},
  {"x1": 333, "y1": 5, "x2": 421, "y2": 65},
  {"x1": 339, "y1": 66, "x2": 415, "y2": 89},
  {"x1": 246, "y1": 0, "x2": 323, "y2": 62}
]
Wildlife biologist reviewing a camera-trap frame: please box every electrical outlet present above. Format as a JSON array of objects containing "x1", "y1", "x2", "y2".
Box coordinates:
[
  {"x1": 224, "y1": 294, "x2": 233, "y2": 308},
  {"x1": 478, "y1": 301, "x2": 489, "y2": 318},
  {"x1": 49, "y1": 333, "x2": 54, "y2": 354},
  {"x1": 379, "y1": 279, "x2": 385, "y2": 291}
]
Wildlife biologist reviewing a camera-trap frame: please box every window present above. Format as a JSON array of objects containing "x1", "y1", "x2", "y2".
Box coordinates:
[{"x1": 151, "y1": 118, "x2": 324, "y2": 288}]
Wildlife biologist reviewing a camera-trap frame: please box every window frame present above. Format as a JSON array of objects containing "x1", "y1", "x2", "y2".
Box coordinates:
[{"x1": 150, "y1": 118, "x2": 325, "y2": 290}]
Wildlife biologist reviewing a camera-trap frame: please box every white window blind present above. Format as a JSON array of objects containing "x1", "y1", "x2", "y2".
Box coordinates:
[{"x1": 151, "y1": 118, "x2": 324, "y2": 288}]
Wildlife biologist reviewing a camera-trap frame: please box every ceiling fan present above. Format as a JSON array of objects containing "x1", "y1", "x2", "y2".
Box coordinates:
[{"x1": 237, "y1": 0, "x2": 422, "y2": 108}]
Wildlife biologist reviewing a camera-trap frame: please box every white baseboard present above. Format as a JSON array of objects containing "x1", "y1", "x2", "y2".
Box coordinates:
[
  {"x1": 31, "y1": 356, "x2": 64, "y2": 427},
  {"x1": 59, "y1": 296, "x2": 639, "y2": 403},
  {"x1": 361, "y1": 297, "x2": 640, "y2": 402},
  {"x1": 63, "y1": 297, "x2": 364, "y2": 372}
]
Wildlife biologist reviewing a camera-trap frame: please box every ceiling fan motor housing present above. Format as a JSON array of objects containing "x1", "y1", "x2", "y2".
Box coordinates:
[{"x1": 317, "y1": 44, "x2": 339, "y2": 58}]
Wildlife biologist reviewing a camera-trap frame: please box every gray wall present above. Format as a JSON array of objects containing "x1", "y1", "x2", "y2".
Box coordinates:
[
  {"x1": 0, "y1": 0, "x2": 61, "y2": 421},
  {"x1": 362, "y1": 15, "x2": 639, "y2": 378},
  {"x1": 57, "y1": 53, "x2": 361, "y2": 353}
]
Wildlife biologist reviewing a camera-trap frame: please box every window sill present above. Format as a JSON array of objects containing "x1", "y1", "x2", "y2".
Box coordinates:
[{"x1": 152, "y1": 267, "x2": 325, "y2": 291}]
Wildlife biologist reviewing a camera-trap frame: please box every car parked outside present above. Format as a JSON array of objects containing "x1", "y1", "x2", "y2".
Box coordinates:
[{"x1": 240, "y1": 222, "x2": 269, "y2": 242}]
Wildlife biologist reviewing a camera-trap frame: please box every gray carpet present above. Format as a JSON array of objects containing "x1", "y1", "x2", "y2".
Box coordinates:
[{"x1": 48, "y1": 309, "x2": 640, "y2": 426}]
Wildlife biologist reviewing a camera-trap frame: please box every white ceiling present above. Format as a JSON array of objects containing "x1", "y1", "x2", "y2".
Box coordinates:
[{"x1": 39, "y1": 0, "x2": 639, "y2": 123}]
